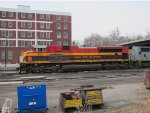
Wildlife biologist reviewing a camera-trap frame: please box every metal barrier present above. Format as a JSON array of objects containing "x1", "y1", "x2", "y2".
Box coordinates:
[
  {"x1": 2, "y1": 99, "x2": 12, "y2": 113},
  {"x1": 17, "y1": 82, "x2": 47, "y2": 113}
]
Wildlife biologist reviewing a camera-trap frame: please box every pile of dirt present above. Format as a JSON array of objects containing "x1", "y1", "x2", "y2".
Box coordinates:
[
  {"x1": 70, "y1": 99, "x2": 150, "y2": 113},
  {"x1": 104, "y1": 99, "x2": 150, "y2": 113}
]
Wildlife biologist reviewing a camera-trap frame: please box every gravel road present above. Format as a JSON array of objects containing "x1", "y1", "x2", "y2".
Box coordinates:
[{"x1": 0, "y1": 69, "x2": 150, "y2": 113}]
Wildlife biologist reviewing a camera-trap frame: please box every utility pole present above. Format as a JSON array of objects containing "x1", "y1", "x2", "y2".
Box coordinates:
[{"x1": 116, "y1": 27, "x2": 120, "y2": 40}]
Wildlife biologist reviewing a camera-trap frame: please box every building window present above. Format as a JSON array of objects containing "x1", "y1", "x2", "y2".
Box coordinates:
[
  {"x1": 63, "y1": 41, "x2": 69, "y2": 46},
  {"x1": 63, "y1": 32, "x2": 68, "y2": 38},
  {"x1": 21, "y1": 22, "x2": 26, "y2": 28},
  {"x1": 46, "y1": 32, "x2": 50, "y2": 38},
  {"x1": 8, "y1": 51, "x2": 13, "y2": 59},
  {"x1": 56, "y1": 15, "x2": 61, "y2": 20},
  {"x1": 39, "y1": 41, "x2": 44, "y2": 45},
  {"x1": 1, "y1": 30, "x2": 6, "y2": 36},
  {"x1": 46, "y1": 14, "x2": 50, "y2": 20},
  {"x1": 46, "y1": 23, "x2": 50, "y2": 29},
  {"x1": 2, "y1": 11, "x2": 6, "y2": 17},
  {"x1": 28, "y1": 22, "x2": 32, "y2": 28},
  {"x1": 21, "y1": 13, "x2": 26, "y2": 18},
  {"x1": 8, "y1": 40, "x2": 13, "y2": 47},
  {"x1": 1, "y1": 50, "x2": 5, "y2": 59},
  {"x1": 8, "y1": 31, "x2": 13, "y2": 37},
  {"x1": 28, "y1": 31, "x2": 32, "y2": 37},
  {"x1": 40, "y1": 14, "x2": 44, "y2": 19},
  {"x1": 64, "y1": 23, "x2": 68, "y2": 29},
  {"x1": 21, "y1": 41, "x2": 25, "y2": 47},
  {"x1": 28, "y1": 13, "x2": 32, "y2": 19},
  {"x1": 64, "y1": 16, "x2": 68, "y2": 21},
  {"x1": 46, "y1": 41, "x2": 50, "y2": 45},
  {"x1": 57, "y1": 32, "x2": 61, "y2": 38},
  {"x1": 1, "y1": 21, "x2": 6, "y2": 27},
  {"x1": 8, "y1": 21, "x2": 13, "y2": 27},
  {"x1": 40, "y1": 23, "x2": 44, "y2": 28},
  {"x1": 56, "y1": 23, "x2": 61, "y2": 29},
  {"x1": 1, "y1": 40, "x2": 6, "y2": 46},
  {"x1": 39, "y1": 32, "x2": 44, "y2": 38},
  {"x1": 8, "y1": 12, "x2": 13, "y2": 18},
  {"x1": 57, "y1": 41, "x2": 61, "y2": 46},
  {"x1": 27, "y1": 41, "x2": 32, "y2": 46},
  {"x1": 21, "y1": 31, "x2": 25, "y2": 37}
]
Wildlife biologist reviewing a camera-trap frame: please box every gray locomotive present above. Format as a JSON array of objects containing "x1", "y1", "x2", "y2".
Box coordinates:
[{"x1": 129, "y1": 46, "x2": 150, "y2": 68}]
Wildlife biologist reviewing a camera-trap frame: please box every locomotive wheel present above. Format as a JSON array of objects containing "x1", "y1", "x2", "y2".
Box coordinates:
[
  {"x1": 19, "y1": 69, "x2": 22, "y2": 74},
  {"x1": 40, "y1": 68, "x2": 45, "y2": 73},
  {"x1": 59, "y1": 65, "x2": 63, "y2": 72},
  {"x1": 51, "y1": 68, "x2": 59, "y2": 73},
  {"x1": 102, "y1": 64, "x2": 105, "y2": 70},
  {"x1": 26, "y1": 66, "x2": 32, "y2": 73}
]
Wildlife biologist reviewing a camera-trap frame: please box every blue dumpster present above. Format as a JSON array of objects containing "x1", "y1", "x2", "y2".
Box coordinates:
[{"x1": 17, "y1": 83, "x2": 47, "y2": 113}]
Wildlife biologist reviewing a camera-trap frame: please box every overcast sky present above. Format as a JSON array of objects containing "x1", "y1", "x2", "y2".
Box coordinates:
[{"x1": 1, "y1": 1, "x2": 150, "y2": 42}]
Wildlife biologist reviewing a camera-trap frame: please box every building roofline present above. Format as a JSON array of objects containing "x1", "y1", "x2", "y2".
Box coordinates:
[
  {"x1": 0, "y1": 7, "x2": 71, "y2": 16},
  {"x1": 118, "y1": 38, "x2": 150, "y2": 46}
]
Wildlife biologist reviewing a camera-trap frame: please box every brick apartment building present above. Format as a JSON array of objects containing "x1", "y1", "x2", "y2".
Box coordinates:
[{"x1": 0, "y1": 5, "x2": 71, "y2": 64}]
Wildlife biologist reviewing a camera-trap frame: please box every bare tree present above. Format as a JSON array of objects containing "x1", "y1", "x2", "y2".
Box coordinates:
[
  {"x1": 136, "y1": 35, "x2": 144, "y2": 40},
  {"x1": 109, "y1": 27, "x2": 120, "y2": 40},
  {"x1": 109, "y1": 27, "x2": 121, "y2": 45},
  {"x1": 145, "y1": 29, "x2": 150, "y2": 39},
  {"x1": 83, "y1": 27, "x2": 146, "y2": 47},
  {"x1": 83, "y1": 33, "x2": 103, "y2": 47}
]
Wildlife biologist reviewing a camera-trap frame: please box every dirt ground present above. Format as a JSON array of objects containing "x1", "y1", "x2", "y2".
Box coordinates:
[{"x1": 0, "y1": 68, "x2": 150, "y2": 113}]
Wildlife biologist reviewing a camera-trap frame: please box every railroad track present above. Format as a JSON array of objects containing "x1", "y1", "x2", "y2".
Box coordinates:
[
  {"x1": 0, "y1": 66, "x2": 148, "y2": 74},
  {"x1": 0, "y1": 64, "x2": 149, "y2": 77}
]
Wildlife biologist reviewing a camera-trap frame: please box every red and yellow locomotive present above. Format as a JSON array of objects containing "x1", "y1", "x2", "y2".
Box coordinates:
[{"x1": 18, "y1": 45, "x2": 129, "y2": 73}]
